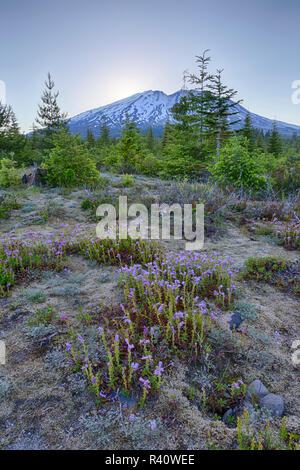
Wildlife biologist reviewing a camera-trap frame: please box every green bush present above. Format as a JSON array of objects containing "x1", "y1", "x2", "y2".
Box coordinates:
[
  {"x1": 43, "y1": 130, "x2": 100, "y2": 187},
  {"x1": 121, "y1": 174, "x2": 135, "y2": 187},
  {"x1": 211, "y1": 137, "x2": 268, "y2": 190},
  {"x1": 0, "y1": 194, "x2": 22, "y2": 220},
  {"x1": 0, "y1": 158, "x2": 21, "y2": 188}
]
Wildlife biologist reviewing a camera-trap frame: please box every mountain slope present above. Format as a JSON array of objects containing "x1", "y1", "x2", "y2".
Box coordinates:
[{"x1": 67, "y1": 90, "x2": 300, "y2": 137}]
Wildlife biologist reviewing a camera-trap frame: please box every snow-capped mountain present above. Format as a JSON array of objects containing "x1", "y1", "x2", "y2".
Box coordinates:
[{"x1": 67, "y1": 90, "x2": 300, "y2": 137}]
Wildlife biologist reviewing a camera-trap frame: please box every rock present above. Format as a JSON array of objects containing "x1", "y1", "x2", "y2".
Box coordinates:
[
  {"x1": 285, "y1": 415, "x2": 300, "y2": 433},
  {"x1": 110, "y1": 390, "x2": 138, "y2": 409},
  {"x1": 222, "y1": 407, "x2": 236, "y2": 424},
  {"x1": 260, "y1": 393, "x2": 284, "y2": 417},
  {"x1": 245, "y1": 379, "x2": 269, "y2": 403},
  {"x1": 229, "y1": 312, "x2": 243, "y2": 331}
]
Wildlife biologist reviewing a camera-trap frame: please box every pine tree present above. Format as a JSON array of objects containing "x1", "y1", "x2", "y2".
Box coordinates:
[
  {"x1": 36, "y1": 73, "x2": 67, "y2": 130},
  {"x1": 241, "y1": 112, "x2": 255, "y2": 152},
  {"x1": 162, "y1": 119, "x2": 173, "y2": 151},
  {"x1": 116, "y1": 114, "x2": 144, "y2": 173},
  {"x1": 146, "y1": 126, "x2": 155, "y2": 152},
  {"x1": 98, "y1": 116, "x2": 110, "y2": 146},
  {"x1": 208, "y1": 68, "x2": 242, "y2": 156},
  {"x1": 86, "y1": 128, "x2": 96, "y2": 148},
  {"x1": 268, "y1": 122, "x2": 282, "y2": 157},
  {"x1": 255, "y1": 130, "x2": 265, "y2": 152},
  {"x1": 186, "y1": 50, "x2": 216, "y2": 157},
  {"x1": 0, "y1": 102, "x2": 25, "y2": 163}
]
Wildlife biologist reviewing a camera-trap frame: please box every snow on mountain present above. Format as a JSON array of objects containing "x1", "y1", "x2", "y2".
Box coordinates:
[{"x1": 67, "y1": 89, "x2": 300, "y2": 138}]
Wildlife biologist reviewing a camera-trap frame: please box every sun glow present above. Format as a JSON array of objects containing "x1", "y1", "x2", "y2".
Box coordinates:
[{"x1": 108, "y1": 76, "x2": 146, "y2": 101}]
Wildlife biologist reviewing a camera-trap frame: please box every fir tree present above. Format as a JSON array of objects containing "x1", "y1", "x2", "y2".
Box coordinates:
[
  {"x1": 208, "y1": 68, "x2": 242, "y2": 156},
  {"x1": 36, "y1": 73, "x2": 67, "y2": 130},
  {"x1": 241, "y1": 112, "x2": 255, "y2": 152},
  {"x1": 86, "y1": 128, "x2": 96, "y2": 148},
  {"x1": 255, "y1": 130, "x2": 265, "y2": 152},
  {"x1": 268, "y1": 122, "x2": 282, "y2": 157},
  {"x1": 186, "y1": 50, "x2": 216, "y2": 157},
  {"x1": 145, "y1": 126, "x2": 155, "y2": 152},
  {"x1": 117, "y1": 114, "x2": 144, "y2": 173},
  {"x1": 162, "y1": 119, "x2": 173, "y2": 151},
  {"x1": 98, "y1": 116, "x2": 110, "y2": 146}
]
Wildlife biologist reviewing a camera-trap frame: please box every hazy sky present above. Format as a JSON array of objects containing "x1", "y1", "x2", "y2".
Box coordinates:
[{"x1": 1, "y1": 0, "x2": 300, "y2": 132}]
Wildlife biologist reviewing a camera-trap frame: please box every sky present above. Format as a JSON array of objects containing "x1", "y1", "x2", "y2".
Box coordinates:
[{"x1": 1, "y1": 0, "x2": 300, "y2": 132}]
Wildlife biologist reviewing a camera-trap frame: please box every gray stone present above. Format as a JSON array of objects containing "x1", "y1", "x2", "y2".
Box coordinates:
[
  {"x1": 110, "y1": 390, "x2": 138, "y2": 409},
  {"x1": 222, "y1": 407, "x2": 236, "y2": 424},
  {"x1": 245, "y1": 379, "x2": 269, "y2": 403},
  {"x1": 260, "y1": 393, "x2": 284, "y2": 417},
  {"x1": 229, "y1": 312, "x2": 243, "y2": 331}
]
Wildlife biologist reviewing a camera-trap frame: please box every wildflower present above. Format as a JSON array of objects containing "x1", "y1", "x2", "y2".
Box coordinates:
[
  {"x1": 142, "y1": 354, "x2": 152, "y2": 361},
  {"x1": 66, "y1": 343, "x2": 72, "y2": 351},
  {"x1": 129, "y1": 414, "x2": 136, "y2": 422},
  {"x1": 150, "y1": 420, "x2": 157, "y2": 430},
  {"x1": 154, "y1": 361, "x2": 164, "y2": 376},
  {"x1": 77, "y1": 334, "x2": 84, "y2": 343},
  {"x1": 139, "y1": 377, "x2": 150, "y2": 389}
]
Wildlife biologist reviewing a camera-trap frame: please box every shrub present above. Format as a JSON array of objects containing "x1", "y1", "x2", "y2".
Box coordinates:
[
  {"x1": 0, "y1": 194, "x2": 22, "y2": 220},
  {"x1": 121, "y1": 174, "x2": 135, "y2": 187},
  {"x1": 239, "y1": 256, "x2": 289, "y2": 282},
  {"x1": 43, "y1": 130, "x2": 100, "y2": 187},
  {"x1": 0, "y1": 158, "x2": 21, "y2": 188},
  {"x1": 211, "y1": 137, "x2": 268, "y2": 190},
  {"x1": 28, "y1": 306, "x2": 56, "y2": 326}
]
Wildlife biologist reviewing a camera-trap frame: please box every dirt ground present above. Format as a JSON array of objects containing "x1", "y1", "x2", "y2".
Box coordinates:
[{"x1": 0, "y1": 180, "x2": 299, "y2": 450}]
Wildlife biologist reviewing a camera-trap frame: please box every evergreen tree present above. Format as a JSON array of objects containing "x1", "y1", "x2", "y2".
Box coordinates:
[
  {"x1": 0, "y1": 102, "x2": 25, "y2": 164},
  {"x1": 145, "y1": 126, "x2": 155, "y2": 152},
  {"x1": 86, "y1": 128, "x2": 96, "y2": 149},
  {"x1": 268, "y1": 122, "x2": 282, "y2": 157},
  {"x1": 255, "y1": 130, "x2": 265, "y2": 152},
  {"x1": 241, "y1": 112, "x2": 255, "y2": 152},
  {"x1": 188, "y1": 49, "x2": 215, "y2": 155},
  {"x1": 36, "y1": 73, "x2": 67, "y2": 130},
  {"x1": 162, "y1": 119, "x2": 173, "y2": 151},
  {"x1": 208, "y1": 68, "x2": 241, "y2": 156},
  {"x1": 116, "y1": 114, "x2": 144, "y2": 173},
  {"x1": 98, "y1": 116, "x2": 110, "y2": 146}
]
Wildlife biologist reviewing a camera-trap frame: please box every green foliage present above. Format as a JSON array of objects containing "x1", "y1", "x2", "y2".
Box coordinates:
[
  {"x1": 233, "y1": 301, "x2": 259, "y2": 322},
  {"x1": 268, "y1": 122, "x2": 282, "y2": 158},
  {"x1": 0, "y1": 193, "x2": 21, "y2": 219},
  {"x1": 121, "y1": 174, "x2": 135, "y2": 187},
  {"x1": 0, "y1": 158, "x2": 22, "y2": 188},
  {"x1": 43, "y1": 129, "x2": 100, "y2": 187},
  {"x1": 28, "y1": 306, "x2": 56, "y2": 326},
  {"x1": 239, "y1": 256, "x2": 289, "y2": 282},
  {"x1": 211, "y1": 137, "x2": 268, "y2": 190},
  {"x1": 237, "y1": 412, "x2": 300, "y2": 450}
]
